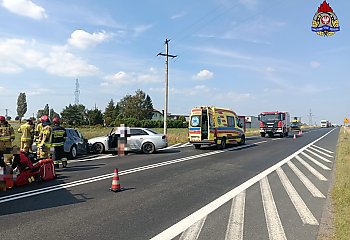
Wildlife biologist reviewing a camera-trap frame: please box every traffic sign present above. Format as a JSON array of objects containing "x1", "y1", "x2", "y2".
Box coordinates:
[{"x1": 344, "y1": 118, "x2": 349, "y2": 124}]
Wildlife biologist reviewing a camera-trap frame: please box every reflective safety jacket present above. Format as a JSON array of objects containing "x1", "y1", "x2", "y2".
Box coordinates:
[
  {"x1": 18, "y1": 122, "x2": 34, "y2": 141},
  {"x1": 39, "y1": 125, "x2": 52, "y2": 147},
  {"x1": 0, "y1": 123, "x2": 15, "y2": 142},
  {"x1": 34, "y1": 123, "x2": 43, "y2": 138},
  {"x1": 51, "y1": 125, "x2": 66, "y2": 147}
]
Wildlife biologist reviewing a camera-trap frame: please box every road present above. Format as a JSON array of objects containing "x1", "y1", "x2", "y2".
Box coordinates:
[{"x1": 0, "y1": 127, "x2": 338, "y2": 240}]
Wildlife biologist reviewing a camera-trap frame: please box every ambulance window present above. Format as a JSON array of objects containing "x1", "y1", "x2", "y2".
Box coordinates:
[
  {"x1": 191, "y1": 116, "x2": 200, "y2": 127},
  {"x1": 227, "y1": 116, "x2": 235, "y2": 127}
]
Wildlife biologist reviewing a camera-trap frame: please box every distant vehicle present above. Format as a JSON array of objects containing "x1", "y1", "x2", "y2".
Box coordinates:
[
  {"x1": 64, "y1": 128, "x2": 89, "y2": 159},
  {"x1": 320, "y1": 120, "x2": 331, "y2": 128},
  {"x1": 88, "y1": 127, "x2": 168, "y2": 154},
  {"x1": 188, "y1": 106, "x2": 245, "y2": 149},
  {"x1": 291, "y1": 117, "x2": 302, "y2": 131},
  {"x1": 258, "y1": 111, "x2": 290, "y2": 137}
]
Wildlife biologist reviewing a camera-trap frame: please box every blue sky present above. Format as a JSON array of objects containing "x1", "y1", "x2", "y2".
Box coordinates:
[{"x1": 0, "y1": 0, "x2": 349, "y2": 125}]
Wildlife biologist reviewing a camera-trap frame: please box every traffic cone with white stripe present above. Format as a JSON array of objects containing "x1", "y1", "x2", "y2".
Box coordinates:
[
  {"x1": 298, "y1": 130, "x2": 303, "y2": 136},
  {"x1": 293, "y1": 133, "x2": 296, "y2": 140},
  {"x1": 110, "y1": 168, "x2": 121, "y2": 192}
]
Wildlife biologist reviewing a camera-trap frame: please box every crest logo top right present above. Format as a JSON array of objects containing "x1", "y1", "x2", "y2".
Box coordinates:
[{"x1": 312, "y1": 1, "x2": 340, "y2": 36}]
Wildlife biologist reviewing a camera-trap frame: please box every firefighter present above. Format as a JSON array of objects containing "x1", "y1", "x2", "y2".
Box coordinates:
[
  {"x1": 34, "y1": 117, "x2": 43, "y2": 145},
  {"x1": 0, "y1": 116, "x2": 15, "y2": 168},
  {"x1": 51, "y1": 117, "x2": 67, "y2": 168},
  {"x1": 37, "y1": 116, "x2": 52, "y2": 159},
  {"x1": 18, "y1": 119, "x2": 34, "y2": 152}
]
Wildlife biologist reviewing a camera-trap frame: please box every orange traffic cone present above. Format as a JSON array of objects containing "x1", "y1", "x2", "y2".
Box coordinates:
[
  {"x1": 110, "y1": 168, "x2": 121, "y2": 192},
  {"x1": 299, "y1": 130, "x2": 303, "y2": 136},
  {"x1": 293, "y1": 133, "x2": 296, "y2": 139}
]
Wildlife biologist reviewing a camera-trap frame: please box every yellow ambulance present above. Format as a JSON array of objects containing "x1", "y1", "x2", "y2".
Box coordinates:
[{"x1": 188, "y1": 106, "x2": 245, "y2": 149}]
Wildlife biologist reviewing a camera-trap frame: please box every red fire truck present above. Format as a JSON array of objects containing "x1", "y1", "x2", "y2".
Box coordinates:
[{"x1": 258, "y1": 111, "x2": 291, "y2": 137}]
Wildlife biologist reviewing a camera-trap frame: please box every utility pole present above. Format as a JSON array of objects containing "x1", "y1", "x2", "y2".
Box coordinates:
[
  {"x1": 157, "y1": 39, "x2": 177, "y2": 135},
  {"x1": 5, "y1": 108, "x2": 8, "y2": 119}
]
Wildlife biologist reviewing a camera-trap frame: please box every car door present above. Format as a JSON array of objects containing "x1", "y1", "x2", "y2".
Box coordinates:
[
  {"x1": 73, "y1": 129, "x2": 87, "y2": 154},
  {"x1": 128, "y1": 129, "x2": 148, "y2": 150}
]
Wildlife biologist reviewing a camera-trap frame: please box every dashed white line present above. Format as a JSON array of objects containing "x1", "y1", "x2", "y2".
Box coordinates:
[
  {"x1": 260, "y1": 176, "x2": 287, "y2": 240},
  {"x1": 287, "y1": 161, "x2": 325, "y2": 198},
  {"x1": 300, "y1": 152, "x2": 331, "y2": 170},
  {"x1": 295, "y1": 156, "x2": 327, "y2": 181},
  {"x1": 276, "y1": 167, "x2": 319, "y2": 225},
  {"x1": 225, "y1": 190, "x2": 246, "y2": 240}
]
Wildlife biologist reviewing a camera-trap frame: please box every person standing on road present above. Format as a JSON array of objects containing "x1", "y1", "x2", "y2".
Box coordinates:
[
  {"x1": 34, "y1": 117, "x2": 43, "y2": 145},
  {"x1": 18, "y1": 119, "x2": 34, "y2": 152},
  {"x1": 38, "y1": 116, "x2": 52, "y2": 159},
  {"x1": 0, "y1": 116, "x2": 15, "y2": 167},
  {"x1": 51, "y1": 117, "x2": 67, "y2": 168}
]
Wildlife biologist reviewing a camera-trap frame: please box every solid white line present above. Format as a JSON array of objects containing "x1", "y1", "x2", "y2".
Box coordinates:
[
  {"x1": 225, "y1": 191, "x2": 246, "y2": 240},
  {"x1": 260, "y1": 177, "x2": 287, "y2": 240},
  {"x1": 150, "y1": 128, "x2": 336, "y2": 240},
  {"x1": 301, "y1": 152, "x2": 331, "y2": 170},
  {"x1": 179, "y1": 216, "x2": 207, "y2": 240},
  {"x1": 276, "y1": 167, "x2": 318, "y2": 225},
  {"x1": 309, "y1": 146, "x2": 333, "y2": 158},
  {"x1": 69, "y1": 154, "x2": 114, "y2": 163},
  {"x1": 287, "y1": 161, "x2": 325, "y2": 198},
  {"x1": 305, "y1": 149, "x2": 332, "y2": 164},
  {"x1": 311, "y1": 145, "x2": 334, "y2": 154},
  {"x1": 295, "y1": 156, "x2": 327, "y2": 181}
]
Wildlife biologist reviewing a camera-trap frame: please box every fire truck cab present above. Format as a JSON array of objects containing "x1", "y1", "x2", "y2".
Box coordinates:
[
  {"x1": 258, "y1": 111, "x2": 290, "y2": 138},
  {"x1": 188, "y1": 106, "x2": 245, "y2": 149}
]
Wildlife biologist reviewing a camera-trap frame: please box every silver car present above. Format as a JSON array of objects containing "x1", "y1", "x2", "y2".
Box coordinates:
[
  {"x1": 64, "y1": 128, "x2": 89, "y2": 159},
  {"x1": 88, "y1": 127, "x2": 168, "y2": 154}
]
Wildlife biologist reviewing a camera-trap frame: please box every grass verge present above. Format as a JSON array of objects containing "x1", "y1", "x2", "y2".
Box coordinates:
[{"x1": 331, "y1": 127, "x2": 350, "y2": 239}]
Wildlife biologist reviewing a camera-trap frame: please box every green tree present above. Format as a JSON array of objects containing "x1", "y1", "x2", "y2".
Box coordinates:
[
  {"x1": 87, "y1": 108, "x2": 104, "y2": 125},
  {"x1": 118, "y1": 89, "x2": 154, "y2": 120},
  {"x1": 49, "y1": 108, "x2": 59, "y2": 119},
  {"x1": 61, "y1": 104, "x2": 87, "y2": 126},
  {"x1": 37, "y1": 104, "x2": 50, "y2": 119},
  {"x1": 104, "y1": 99, "x2": 119, "y2": 126},
  {"x1": 16, "y1": 92, "x2": 27, "y2": 123}
]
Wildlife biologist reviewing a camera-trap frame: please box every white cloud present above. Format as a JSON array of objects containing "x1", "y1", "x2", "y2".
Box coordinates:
[
  {"x1": 1, "y1": 0, "x2": 47, "y2": 20},
  {"x1": 0, "y1": 38, "x2": 99, "y2": 77},
  {"x1": 104, "y1": 71, "x2": 131, "y2": 85},
  {"x1": 68, "y1": 30, "x2": 111, "y2": 49},
  {"x1": 266, "y1": 67, "x2": 276, "y2": 72},
  {"x1": 193, "y1": 69, "x2": 214, "y2": 80},
  {"x1": 26, "y1": 88, "x2": 53, "y2": 96},
  {"x1": 133, "y1": 25, "x2": 153, "y2": 37},
  {"x1": 192, "y1": 46, "x2": 252, "y2": 60},
  {"x1": 103, "y1": 68, "x2": 161, "y2": 86},
  {"x1": 171, "y1": 11, "x2": 186, "y2": 20},
  {"x1": 310, "y1": 61, "x2": 321, "y2": 68},
  {"x1": 216, "y1": 91, "x2": 252, "y2": 102},
  {"x1": 239, "y1": 0, "x2": 258, "y2": 9}
]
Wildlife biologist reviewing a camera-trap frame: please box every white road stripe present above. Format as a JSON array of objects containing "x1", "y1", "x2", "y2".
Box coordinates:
[
  {"x1": 287, "y1": 161, "x2": 325, "y2": 198},
  {"x1": 305, "y1": 149, "x2": 332, "y2": 164},
  {"x1": 225, "y1": 191, "x2": 246, "y2": 240},
  {"x1": 311, "y1": 145, "x2": 334, "y2": 154},
  {"x1": 69, "y1": 154, "x2": 114, "y2": 163},
  {"x1": 301, "y1": 152, "x2": 331, "y2": 170},
  {"x1": 150, "y1": 128, "x2": 336, "y2": 240},
  {"x1": 310, "y1": 146, "x2": 333, "y2": 158},
  {"x1": 276, "y1": 168, "x2": 319, "y2": 225},
  {"x1": 260, "y1": 177, "x2": 287, "y2": 240},
  {"x1": 295, "y1": 156, "x2": 327, "y2": 181},
  {"x1": 179, "y1": 216, "x2": 207, "y2": 240}
]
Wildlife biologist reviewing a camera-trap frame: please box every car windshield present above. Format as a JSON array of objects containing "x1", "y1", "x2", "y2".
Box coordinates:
[{"x1": 260, "y1": 114, "x2": 281, "y2": 122}]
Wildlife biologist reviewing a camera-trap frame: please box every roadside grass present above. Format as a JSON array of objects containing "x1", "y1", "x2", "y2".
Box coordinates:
[{"x1": 331, "y1": 127, "x2": 350, "y2": 240}]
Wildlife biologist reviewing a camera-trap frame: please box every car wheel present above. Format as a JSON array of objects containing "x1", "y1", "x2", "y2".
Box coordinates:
[
  {"x1": 92, "y1": 143, "x2": 104, "y2": 154},
  {"x1": 142, "y1": 142, "x2": 155, "y2": 154},
  {"x1": 69, "y1": 145, "x2": 77, "y2": 159},
  {"x1": 194, "y1": 144, "x2": 201, "y2": 149}
]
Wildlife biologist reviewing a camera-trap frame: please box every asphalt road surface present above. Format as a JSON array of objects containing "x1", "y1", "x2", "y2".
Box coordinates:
[{"x1": 0, "y1": 127, "x2": 339, "y2": 240}]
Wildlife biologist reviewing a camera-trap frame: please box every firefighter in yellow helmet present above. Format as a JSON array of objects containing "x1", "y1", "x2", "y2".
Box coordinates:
[
  {"x1": 52, "y1": 117, "x2": 68, "y2": 168},
  {"x1": 0, "y1": 116, "x2": 15, "y2": 167},
  {"x1": 37, "y1": 115, "x2": 52, "y2": 159},
  {"x1": 18, "y1": 119, "x2": 34, "y2": 152}
]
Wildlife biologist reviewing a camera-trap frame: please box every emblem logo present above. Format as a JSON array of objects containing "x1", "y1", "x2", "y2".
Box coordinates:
[{"x1": 312, "y1": 1, "x2": 340, "y2": 36}]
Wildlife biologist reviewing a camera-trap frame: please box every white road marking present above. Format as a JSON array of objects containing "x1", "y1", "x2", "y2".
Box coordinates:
[
  {"x1": 276, "y1": 168, "x2": 319, "y2": 225},
  {"x1": 260, "y1": 177, "x2": 287, "y2": 240},
  {"x1": 308, "y1": 146, "x2": 333, "y2": 158},
  {"x1": 225, "y1": 191, "x2": 246, "y2": 240},
  {"x1": 69, "y1": 154, "x2": 114, "y2": 163},
  {"x1": 295, "y1": 156, "x2": 327, "y2": 181},
  {"x1": 150, "y1": 128, "x2": 336, "y2": 240},
  {"x1": 179, "y1": 216, "x2": 207, "y2": 240},
  {"x1": 287, "y1": 161, "x2": 325, "y2": 198},
  {"x1": 305, "y1": 149, "x2": 332, "y2": 164},
  {"x1": 272, "y1": 139, "x2": 281, "y2": 141},
  {"x1": 311, "y1": 145, "x2": 334, "y2": 154},
  {"x1": 301, "y1": 152, "x2": 331, "y2": 170}
]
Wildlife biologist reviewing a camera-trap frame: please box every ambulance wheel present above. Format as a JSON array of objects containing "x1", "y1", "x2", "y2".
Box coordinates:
[
  {"x1": 238, "y1": 135, "x2": 245, "y2": 145},
  {"x1": 194, "y1": 144, "x2": 201, "y2": 149},
  {"x1": 218, "y1": 138, "x2": 226, "y2": 149}
]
